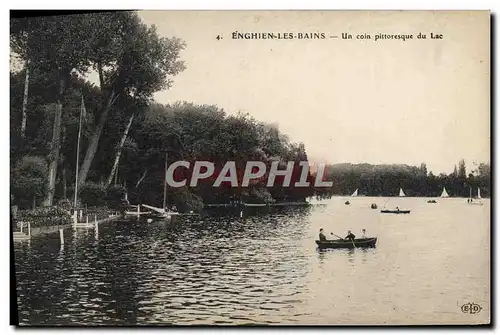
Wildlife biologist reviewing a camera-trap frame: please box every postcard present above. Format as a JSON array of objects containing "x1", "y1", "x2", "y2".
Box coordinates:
[{"x1": 10, "y1": 10, "x2": 490, "y2": 326}]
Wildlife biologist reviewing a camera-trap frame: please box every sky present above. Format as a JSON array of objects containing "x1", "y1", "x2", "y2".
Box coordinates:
[{"x1": 133, "y1": 11, "x2": 489, "y2": 174}]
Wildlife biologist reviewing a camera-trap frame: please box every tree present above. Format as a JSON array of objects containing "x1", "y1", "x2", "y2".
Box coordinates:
[
  {"x1": 420, "y1": 163, "x2": 427, "y2": 177},
  {"x1": 11, "y1": 14, "x2": 98, "y2": 206},
  {"x1": 105, "y1": 113, "x2": 135, "y2": 187},
  {"x1": 458, "y1": 159, "x2": 466, "y2": 178},
  {"x1": 11, "y1": 155, "x2": 48, "y2": 209},
  {"x1": 77, "y1": 12, "x2": 186, "y2": 189},
  {"x1": 20, "y1": 66, "x2": 29, "y2": 142}
]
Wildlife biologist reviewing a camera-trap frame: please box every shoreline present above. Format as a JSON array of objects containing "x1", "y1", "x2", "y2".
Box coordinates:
[{"x1": 13, "y1": 214, "x2": 121, "y2": 241}]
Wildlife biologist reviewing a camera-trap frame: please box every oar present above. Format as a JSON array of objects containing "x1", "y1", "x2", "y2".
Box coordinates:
[
  {"x1": 330, "y1": 233, "x2": 356, "y2": 247},
  {"x1": 330, "y1": 232, "x2": 343, "y2": 240}
]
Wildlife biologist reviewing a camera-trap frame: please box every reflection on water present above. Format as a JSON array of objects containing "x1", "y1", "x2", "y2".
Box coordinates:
[{"x1": 14, "y1": 198, "x2": 490, "y2": 325}]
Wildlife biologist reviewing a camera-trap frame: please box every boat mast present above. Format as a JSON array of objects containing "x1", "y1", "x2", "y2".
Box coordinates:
[{"x1": 163, "y1": 152, "x2": 168, "y2": 211}]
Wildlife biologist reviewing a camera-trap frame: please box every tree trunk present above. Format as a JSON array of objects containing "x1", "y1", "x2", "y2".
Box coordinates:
[
  {"x1": 105, "y1": 113, "x2": 135, "y2": 188},
  {"x1": 20, "y1": 66, "x2": 30, "y2": 141},
  {"x1": 77, "y1": 90, "x2": 118, "y2": 189},
  {"x1": 62, "y1": 165, "x2": 67, "y2": 199},
  {"x1": 61, "y1": 124, "x2": 67, "y2": 199},
  {"x1": 136, "y1": 169, "x2": 148, "y2": 188},
  {"x1": 44, "y1": 76, "x2": 66, "y2": 206}
]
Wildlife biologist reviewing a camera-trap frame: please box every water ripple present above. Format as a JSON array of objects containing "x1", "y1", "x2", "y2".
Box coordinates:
[{"x1": 14, "y1": 199, "x2": 490, "y2": 325}]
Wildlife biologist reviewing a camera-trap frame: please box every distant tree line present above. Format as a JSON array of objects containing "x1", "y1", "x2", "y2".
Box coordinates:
[{"x1": 313, "y1": 160, "x2": 490, "y2": 198}]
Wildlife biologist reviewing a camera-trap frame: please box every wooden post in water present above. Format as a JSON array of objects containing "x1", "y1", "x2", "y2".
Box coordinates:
[
  {"x1": 59, "y1": 229, "x2": 64, "y2": 245},
  {"x1": 86, "y1": 215, "x2": 89, "y2": 228},
  {"x1": 95, "y1": 219, "x2": 99, "y2": 240},
  {"x1": 28, "y1": 222, "x2": 31, "y2": 237},
  {"x1": 137, "y1": 204, "x2": 140, "y2": 219},
  {"x1": 163, "y1": 152, "x2": 168, "y2": 211},
  {"x1": 73, "y1": 210, "x2": 77, "y2": 231},
  {"x1": 20, "y1": 222, "x2": 23, "y2": 233}
]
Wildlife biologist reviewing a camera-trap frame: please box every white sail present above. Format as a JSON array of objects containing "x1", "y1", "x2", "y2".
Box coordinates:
[
  {"x1": 351, "y1": 189, "x2": 358, "y2": 197},
  {"x1": 399, "y1": 188, "x2": 406, "y2": 197},
  {"x1": 440, "y1": 187, "x2": 449, "y2": 198},
  {"x1": 477, "y1": 188, "x2": 482, "y2": 199}
]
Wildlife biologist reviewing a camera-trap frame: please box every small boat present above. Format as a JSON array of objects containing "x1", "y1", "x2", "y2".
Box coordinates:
[
  {"x1": 399, "y1": 188, "x2": 406, "y2": 197},
  {"x1": 380, "y1": 209, "x2": 411, "y2": 214},
  {"x1": 316, "y1": 237, "x2": 377, "y2": 249},
  {"x1": 371, "y1": 203, "x2": 378, "y2": 209},
  {"x1": 440, "y1": 187, "x2": 449, "y2": 198},
  {"x1": 345, "y1": 201, "x2": 350, "y2": 205},
  {"x1": 427, "y1": 200, "x2": 437, "y2": 203}
]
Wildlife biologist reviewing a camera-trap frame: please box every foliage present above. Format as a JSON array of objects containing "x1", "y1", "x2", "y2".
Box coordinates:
[
  {"x1": 11, "y1": 155, "x2": 48, "y2": 208},
  {"x1": 79, "y1": 182, "x2": 107, "y2": 207},
  {"x1": 123, "y1": 102, "x2": 314, "y2": 207},
  {"x1": 75, "y1": 11, "x2": 186, "y2": 188},
  {"x1": 77, "y1": 182, "x2": 128, "y2": 209},
  {"x1": 104, "y1": 185, "x2": 127, "y2": 210},
  {"x1": 18, "y1": 206, "x2": 72, "y2": 227}
]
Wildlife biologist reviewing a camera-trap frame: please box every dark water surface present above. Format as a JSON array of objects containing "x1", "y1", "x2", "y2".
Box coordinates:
[{"x1": 14, "y1": 197, "x2": 490, "y2": 325}]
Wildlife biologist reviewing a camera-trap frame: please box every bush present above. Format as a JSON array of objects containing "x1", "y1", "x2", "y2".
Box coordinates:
[
  {"x1": 57, "y1": 198, "x2": 73, "y2": 211},
  {"x1": 171, "y1": 187, "x2": 204, "y2": 213},
  {"x1": 79, "y1": 182, "x2": 106, "y2": 207},
  {"x1": 11, "y1": 155, "x2": 48, "y2": 209},
  {"x1": 18, "y1": 206, "x2": 72, "y2": 227},
  {"x1": 86, "y1": 206, "x2": 119, "y2": 221},
  {"x1": 104, "y1": 185, "x2": 126, "y2": 210}
]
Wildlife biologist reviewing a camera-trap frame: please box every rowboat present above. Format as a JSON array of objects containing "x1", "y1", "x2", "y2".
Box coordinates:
[
  {"x1": 380, "y1": 209, "x2": 410, "y2": 214},
  {"x1": 316, "y1": 237, "x2": 377, "y2": 249}
]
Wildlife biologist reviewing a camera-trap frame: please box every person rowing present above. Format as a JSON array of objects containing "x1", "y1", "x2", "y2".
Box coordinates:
[
  {"x1": 319, "y1": 228, "x2": 328, "y2": 241},
  {"x1": 345, "y1": 230, "x2": 356, "y2": 240}
]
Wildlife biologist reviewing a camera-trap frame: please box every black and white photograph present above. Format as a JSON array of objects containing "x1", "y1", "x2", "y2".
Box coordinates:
[{"x1": 9, "y1": 10, "x2": 491, "y2": 326}]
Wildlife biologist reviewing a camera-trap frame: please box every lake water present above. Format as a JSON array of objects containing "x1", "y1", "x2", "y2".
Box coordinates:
[{"x1": 13, "y1": 197, "x2": 490, "y2": 325}]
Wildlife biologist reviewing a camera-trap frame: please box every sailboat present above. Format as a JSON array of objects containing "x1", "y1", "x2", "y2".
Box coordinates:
[
  {"x1": 440, "y1": 187, "x2": 449, "y2": 198},
  {"x1": 344, "y1": 188, "x2": 358, "y2": 205},
  {"x1": 399, "y1": 188, "x2": 406, "y2": 197},
  {"x1": 468, "y1": 187, "x2": 483, "y2": 206},
  {"x1": 142, "y1": 153, "x2": 180, "y2": 219}
]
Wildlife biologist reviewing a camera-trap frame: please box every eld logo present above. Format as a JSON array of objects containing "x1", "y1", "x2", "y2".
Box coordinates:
[{"x1": 461, "y1": 302, "x2": 482, "y2": 314}]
